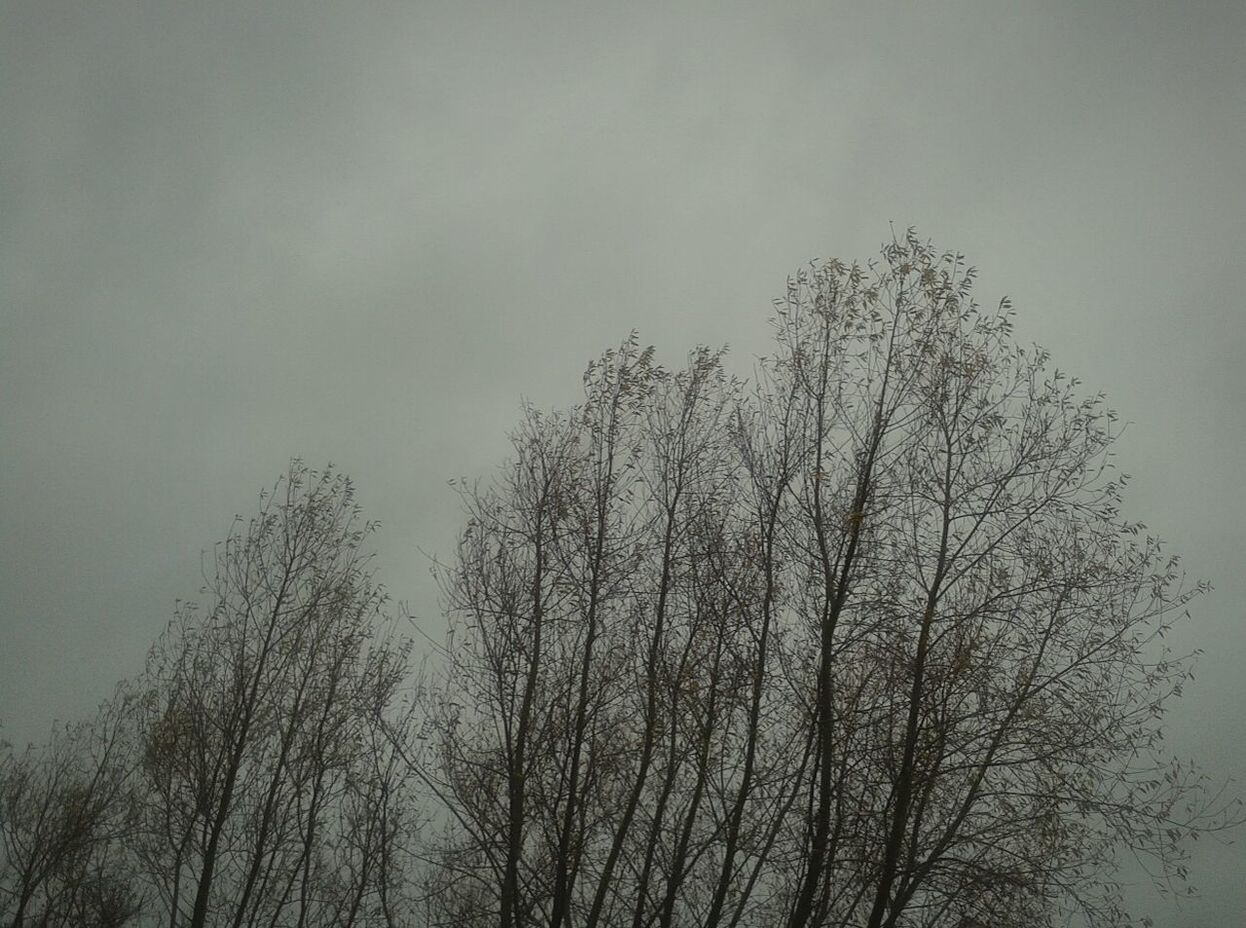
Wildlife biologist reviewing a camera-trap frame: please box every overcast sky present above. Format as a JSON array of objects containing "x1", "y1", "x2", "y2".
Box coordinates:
[{"x1": 2, "y1": 1, "x2": 1243, "y2": 922}]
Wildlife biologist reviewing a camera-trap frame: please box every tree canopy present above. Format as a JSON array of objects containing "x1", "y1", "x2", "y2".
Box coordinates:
[
  {"x1": 419, "y1": 232, "x2": 1232, "y2": 928},
  {"x1": 1, "y1": 234, "x2": 1236, "y2": 928}
]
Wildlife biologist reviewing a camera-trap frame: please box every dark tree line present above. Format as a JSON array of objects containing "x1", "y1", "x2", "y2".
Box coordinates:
[{"x1": 1, "y1": 235, "x2": 1236, "y2": 928}]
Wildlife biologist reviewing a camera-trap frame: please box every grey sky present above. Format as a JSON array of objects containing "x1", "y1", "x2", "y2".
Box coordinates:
[{"x1": 2, "y1": 1, "x2": 1243, "y2": 922}]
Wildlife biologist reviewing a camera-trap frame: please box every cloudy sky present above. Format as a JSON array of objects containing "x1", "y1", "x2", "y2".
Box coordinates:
[{"x1": 2, "y1": 1, "x2": 1243, "y2": 921}]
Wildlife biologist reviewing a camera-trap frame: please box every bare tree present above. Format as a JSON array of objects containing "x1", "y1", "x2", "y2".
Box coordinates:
[
  {"x1": 131, "y1": 462, "x2": 417, "y2": 928},
  {"x1": 0, "y1": 698, "x2": 141, "y2": 928},
  {"x1": 758, "y1": 236, "x2": 1233, "y2": 928},
  {"x1": 9, "y1": 238, "x2": 1229, "y2": 928},
  {"x1": 420, "y1": 235, "x2": 1237, "y2": 928}
]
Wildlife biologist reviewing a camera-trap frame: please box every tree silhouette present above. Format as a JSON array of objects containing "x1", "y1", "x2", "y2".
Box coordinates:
[
  {"x1": 131, "y1": 464, "x2": 417, "y2": 928},
  {"x1": 418, "y1": 233, "x2": 1236, "y2": 928},
  {"x1": 4, "y1": 234, "x2": 1237, "y2": 928}
]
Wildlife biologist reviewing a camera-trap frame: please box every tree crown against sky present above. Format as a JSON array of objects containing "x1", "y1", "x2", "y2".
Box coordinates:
[
  {"x1": 1, "y1": 234, "x2": 1239, "y2": 928},
  {"x1": 416, "y1": 231, "x2": 1238, "y2": 928}
]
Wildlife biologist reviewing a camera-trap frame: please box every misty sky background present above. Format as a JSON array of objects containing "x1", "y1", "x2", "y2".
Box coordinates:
[{"x1": 2, "y1": 1, "x2": 1243, "y2": 923}]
